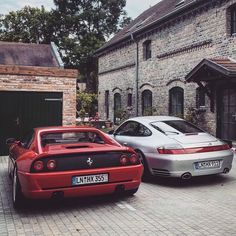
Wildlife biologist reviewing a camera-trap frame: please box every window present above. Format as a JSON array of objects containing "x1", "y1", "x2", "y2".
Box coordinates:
[
  {"x1": 105, "y1": 90, "x2": 109, "y2": 120},
  {"x1": 143, "y1": 40, "x2": 152, "y2": 60},
  {"x1": 41, "y1": 131, "x2": 105, "y2": 147},
  {"x1": 196, "y1": 87, "x2": 205, "y2": 108},
  {"x1": 169, "y1": 87, "x2": 184, "y2": 117},
  {"x1": 142, "y1": 90, "x2": 152, "y2": 116},
  {"x1": 127, "y1": 93, "x2": 132, "y2": 107},
  {"x1": 231, "y1": 5, "x2": 236, "y2": 35},
  {"x1": 151, "y1": 120, "x2": 203, "y2": 135},
  {"x1": 114, "y1": 93, "x2": 121, "y2": 124},
  {"x1": 115, "y1": 121, "x2": 152, "y2": 137},
  {"x1": 21, "y1": 130, "x2": 34, "y2": 149}
]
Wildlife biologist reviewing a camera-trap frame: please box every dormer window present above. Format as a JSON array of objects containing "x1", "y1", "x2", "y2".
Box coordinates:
[
  {"x1": 231, "y1": 5, "x2": 236, "y2": 35},
  {"x1": 143, "y1": 40, "x2": 152, "y2": 60}
]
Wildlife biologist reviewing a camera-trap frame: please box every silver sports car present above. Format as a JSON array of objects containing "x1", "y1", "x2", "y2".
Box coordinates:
[{"x1": 109, "y1": 116, "x2": 234, "y2": 180}]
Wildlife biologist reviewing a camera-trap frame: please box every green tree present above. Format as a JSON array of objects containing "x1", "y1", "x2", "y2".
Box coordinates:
[
  {"x1": 0, "y1": 6, "x2": 56, "y2": 43},
  {"x1": 53, "y1": 0, "x2": 131, "y2": 91},
  {"x1": 76, "y1": 92, "x2": 97, "y2": 118}
]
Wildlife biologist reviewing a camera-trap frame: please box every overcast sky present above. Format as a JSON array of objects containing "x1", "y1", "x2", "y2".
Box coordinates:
[{"x1": 0, "y1": 0, "x2": 160, "y2": 19}]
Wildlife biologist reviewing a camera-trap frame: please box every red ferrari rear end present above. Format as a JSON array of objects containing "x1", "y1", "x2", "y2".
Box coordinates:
[
  {"x1": 10, "y1": 127, "x2": 143, "y2": 206},
  {"x1": 19, "y1": 145, "x2": 143, "y2": 199}
]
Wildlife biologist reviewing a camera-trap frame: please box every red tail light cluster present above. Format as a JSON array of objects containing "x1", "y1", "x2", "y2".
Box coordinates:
[
  {"x1": 47, "y1": 160, "x2": 57, "y2": 170},
  {"x1": 33, "y1": 159, "x2": 57, "y2": 171},
  {"x1": 120, "y1": 153, "x2": 139, "y2": 165},
  {"x1": 33, "y1": 161, "x2": 44, "y2": 171},
  {"x1": 157, "y1": 144, "x2": 230, "y2": 155}
]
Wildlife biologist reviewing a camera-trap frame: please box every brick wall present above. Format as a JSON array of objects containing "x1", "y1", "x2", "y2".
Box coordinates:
[
  {"x1": 98, "y1": 0, "x2": 236, "y2": 135},
  {"x1": 0, "y1": 74, "x2": 76, "y2": 125}
]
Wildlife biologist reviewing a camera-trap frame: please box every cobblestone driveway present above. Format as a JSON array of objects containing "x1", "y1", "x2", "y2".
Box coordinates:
[{"x1": 0, "y1": 155, "x2": 236, "y2": 236}]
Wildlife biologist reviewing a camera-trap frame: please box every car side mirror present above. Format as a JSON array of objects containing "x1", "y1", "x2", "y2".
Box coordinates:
[{"x1": 6, "y1": 138, "x2": 16, "y2": 146}]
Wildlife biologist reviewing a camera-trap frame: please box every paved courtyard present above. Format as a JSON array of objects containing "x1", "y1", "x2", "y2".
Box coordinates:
[{"x1": 0, "y1": 154, "x2": 236, "y2": 236}]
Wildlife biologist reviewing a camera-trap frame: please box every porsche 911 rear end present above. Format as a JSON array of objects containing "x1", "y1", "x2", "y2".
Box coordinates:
[{"x1": 18, "y1": 150, "x2": 143, "y2": 199}]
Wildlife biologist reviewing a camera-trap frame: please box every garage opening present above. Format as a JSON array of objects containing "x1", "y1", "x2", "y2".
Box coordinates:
[{"x1": 0, "y1": 91, "x2": 63, "y2": 155}]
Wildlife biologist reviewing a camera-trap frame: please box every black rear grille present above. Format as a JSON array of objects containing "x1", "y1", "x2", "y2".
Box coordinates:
[
  {"x1": 152, "y1": 168, "x2": 170, "y2": 177},
  {"x1": 31, "y1": 152, "x2": 129, "y2": 172}
]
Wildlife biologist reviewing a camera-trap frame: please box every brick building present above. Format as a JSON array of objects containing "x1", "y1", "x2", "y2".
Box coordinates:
[
  {"x1": 96, "y1": 0, "x2": 236, "y2": 143},
  {"x1": 0, "y1": 42, "x2": 78, "y2": 155}
]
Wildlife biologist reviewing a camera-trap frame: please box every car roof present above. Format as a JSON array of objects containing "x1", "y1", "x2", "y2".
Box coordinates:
[{"x1": 127, "y1": 116, "x2": 183, "y2": 124}]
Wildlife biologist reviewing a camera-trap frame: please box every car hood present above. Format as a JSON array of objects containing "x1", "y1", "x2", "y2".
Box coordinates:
[{"x1": 169, "y1": 133, "x2": 218, "y2": 145}]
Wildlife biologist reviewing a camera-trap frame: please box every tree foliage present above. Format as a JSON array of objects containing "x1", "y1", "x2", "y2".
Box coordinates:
[
  {"x1": 76, "y1": 92, "x2": 97, "y2": 118},
  {"x1": 0, "y1": 6, "x2": 56, "y2": 43},
  {"x1": 0, "y1": 1, "x2": 131, "y2": 92}
]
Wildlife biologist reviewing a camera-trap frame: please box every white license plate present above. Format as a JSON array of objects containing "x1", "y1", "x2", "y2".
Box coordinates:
[
  {"x1": 72, "y1": 174, "x2": 108, "y2": 186},
  {"x1": 195, "y1": 160, "x2": 220, "y2": 169}
]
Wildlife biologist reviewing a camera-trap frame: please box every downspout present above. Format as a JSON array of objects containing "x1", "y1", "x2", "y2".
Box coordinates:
[{"x1": 131, "y1": 33, "x2": 139, "y2": 116}]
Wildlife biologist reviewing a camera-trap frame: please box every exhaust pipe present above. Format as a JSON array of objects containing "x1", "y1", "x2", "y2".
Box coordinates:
[
  {"x1": 181, "y1": 172, "x2": 192, "y2": 180},
  {"x1": 51, "y1": 191, "x2": 64, "y2": 200},
  {"x1": 223, "y1": 168, "x2": 230, "y2": 174}
]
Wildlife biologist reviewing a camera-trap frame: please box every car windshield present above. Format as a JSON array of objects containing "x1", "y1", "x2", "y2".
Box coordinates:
[
  {"x1": 151, "y1": 120, "x2": 203, "y2": 135},
  {"x1": 41, "y1": 131, "x2": 105, "y2": 147}
]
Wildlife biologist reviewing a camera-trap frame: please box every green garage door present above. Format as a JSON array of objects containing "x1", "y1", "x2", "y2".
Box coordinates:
[{"x1": 0, "y1": 91, "x2": 63, "y2": 156}]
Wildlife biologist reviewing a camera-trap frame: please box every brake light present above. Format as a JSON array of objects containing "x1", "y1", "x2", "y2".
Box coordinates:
[
  {"x1": 120, "y1": 155, "x2": 129, "y2": 165},
  {"x1": 129, "y1": 154, "x2": 139, "y2": 164},
  {"x1": 33, "y1": 161, "x2": 44, "y2": 171},
  {"x1": 47, "y1": 160, "x2": 56, "y2": 170},
  {"x1": 157, "y1": 144, "x2": 230, "y2": 155},
  {"x1": 158, "y1": 148, "x2": 185, "y2": 154}
]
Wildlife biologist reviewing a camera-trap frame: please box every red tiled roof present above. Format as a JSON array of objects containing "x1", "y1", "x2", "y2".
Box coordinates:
[
  {"x1": 97, "y1": 0, "x2": 198, "y2": 53},
  {"x1": 0, "y1": 42, "x2": 59, "y2": 67},
  {"x1": 209, "y1": 58, "x2": 236, "y2": 72},
  {"x1": 186, "y1": 58, "x2": 236, "y2": 82}
]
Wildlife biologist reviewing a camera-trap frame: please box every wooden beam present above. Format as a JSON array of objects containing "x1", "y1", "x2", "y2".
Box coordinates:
[{"x1": 0, "y1": 65, "x2": 78, "y2": 78}]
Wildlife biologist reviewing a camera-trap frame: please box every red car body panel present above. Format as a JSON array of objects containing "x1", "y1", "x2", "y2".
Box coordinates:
[
  {"x1": 9, "y1": 126, "x2": 143, "y2": 200},
  {"x1": 18, "y1": 165, "x2": 142, "y2": 199}
]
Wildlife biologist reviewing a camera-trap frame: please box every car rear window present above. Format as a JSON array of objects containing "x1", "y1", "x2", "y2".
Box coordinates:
[
  {"x1": 41, "y1": 131, "x2": 105, "y2": 147},
  {"x1": 151, "y1": 120, "x2": 203, "y2": 134}
]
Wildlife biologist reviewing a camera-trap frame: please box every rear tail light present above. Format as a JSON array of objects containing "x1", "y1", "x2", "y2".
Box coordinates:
[
  {"x1": 129, "y1": 154, "x2": 139, "y2": 164},
  {"x1": 47, "y1": 160, "x2": 56, "y2": 170},
  {"x1": 157, "y1": 144, "x2": 230, "y2": 155},
  {"x1": 120, "y1": 153, "x2": 140, "y2": 165},
  {"x1": 120, "y1": 155, "x2": 129, "y2": 165},
  {"x1": 33, "y1": 161, "x2": 44, "y2": 171}
]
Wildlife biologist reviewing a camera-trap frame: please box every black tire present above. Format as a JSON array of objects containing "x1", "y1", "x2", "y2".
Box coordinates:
[
  {"x1": 8, "y1": 157, "x2": 12, "y2": 179},
  {"x1": 125, "y1": 188, "x2": 139, "y2": 196},
  {"x1": 136, "y1": 150, "x2": 152, "y2": 181},
  {"x1": 12, "y1": 166, "x2": 25, "y2": 209}
]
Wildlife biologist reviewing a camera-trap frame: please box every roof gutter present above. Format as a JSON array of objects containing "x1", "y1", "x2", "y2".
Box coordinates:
[{"x1": 131, "y1": 33, "x2": 139, "y2": 116}]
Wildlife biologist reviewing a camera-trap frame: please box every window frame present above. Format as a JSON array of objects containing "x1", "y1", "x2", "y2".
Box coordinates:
[
  {"x1": 169, "y1": 87, "x2": 184, "y2": 117},
  {"x1": 143, "y1": 40, "x2": 152, "y2": 60},
  {"x1": 142, "y1": 89, "x2": 153, "y2": 116},
  {"x1": 115, "y1": 121, "x2": 152, "y2": 137},
  {"x1": 231, "y1": 5, "x2": 236, "y2": 35},
  {"x1": 127, "y1": 93, "x2": 132, "y2": 107},
  {"x1": 105, "y1": 90, "x2": 109, "y2": 120},
  {"x1": 196, "y1": 87, "x2": 206, "y2": 108}
]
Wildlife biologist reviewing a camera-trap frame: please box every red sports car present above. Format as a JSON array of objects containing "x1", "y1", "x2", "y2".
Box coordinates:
[{"x1": 7, "y1": 126, "x2": 143, "y2": 208}]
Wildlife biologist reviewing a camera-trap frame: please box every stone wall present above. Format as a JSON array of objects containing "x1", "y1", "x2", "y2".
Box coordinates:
[
  {"x1": 0, "y1": 74, "x2": 77, "y2": 125},
  {"x1": 98, "y1": 0, "x2": 236, "y2": 135}
]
